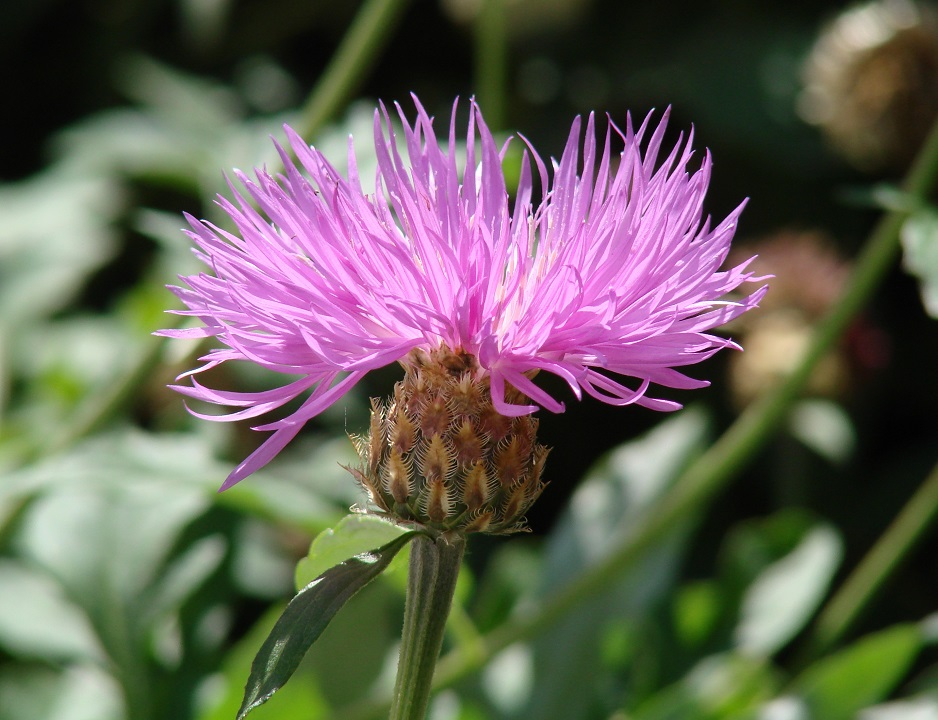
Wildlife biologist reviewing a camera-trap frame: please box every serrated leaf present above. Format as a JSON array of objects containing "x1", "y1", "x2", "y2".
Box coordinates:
[
  {"x1": 237, "y1": 530, "x2": 419, "y2": 720},
  {"x1": 295, "y1": 514, "x2": 408, "y2": 590},
  {"x1": 901, "y1": 208, "x2": 938, "y2": 318},
  {"x1": 792, "y1": 625, "x2": 922, "y2": 720}
]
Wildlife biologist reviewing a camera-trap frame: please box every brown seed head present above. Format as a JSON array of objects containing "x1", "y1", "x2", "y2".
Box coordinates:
[{"x1": 348, "y1": 344, "x2": 551, "y2": 534}]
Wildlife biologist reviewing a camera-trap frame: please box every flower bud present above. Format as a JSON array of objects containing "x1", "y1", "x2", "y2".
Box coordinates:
[{"x1": 351, "y1": 346, "x2": 550, "y2": 534}]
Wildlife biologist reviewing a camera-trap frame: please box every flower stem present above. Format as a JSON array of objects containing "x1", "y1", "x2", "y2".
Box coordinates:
[
  {"x1": 390, "y1": 532, "x2": 466, "y2": 720},
  {"x1": 805, "y1": 459, "x2": 938, "y2": 657}
]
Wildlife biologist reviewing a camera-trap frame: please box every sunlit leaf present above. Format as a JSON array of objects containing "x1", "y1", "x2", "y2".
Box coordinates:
[
  {"x1": 787, "y1": 399, "x2": 857, "y2": 464},
  {"x1": 674, "y1": 580, "x2": 723, "y2": 649},
  {"x1": 735, "y1": 524, "x2": 842, "y2": 656},
  {"x1": 0, "y1": 169, "x2": 116, "y2": 327},
  {"x1": 630, "y1": 652, "x2": 778, "y2": 720},
  {"x1": 719, "y1": 510, "x2": 820, "y2": 601},
  {"x1": 237, "y1": 531, "x2": 419, "y2": 720},
  {"x1": 0, "y1": 663, "x2": 123, "y2": 720},
  {"x1": 295, "y1": 513, "x2": 408, "y2": 590},
  {"x1": 193, "y1": 603, "x2": 330, "y2": 720},
  {"x1": 859, "y1": 697, "x2": 938, "y2": 720}
]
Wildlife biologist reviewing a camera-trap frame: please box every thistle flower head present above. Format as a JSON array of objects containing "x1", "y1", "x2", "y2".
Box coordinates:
[{"x1": 160, "y1": 95, "x2": 767, "y2": 498}]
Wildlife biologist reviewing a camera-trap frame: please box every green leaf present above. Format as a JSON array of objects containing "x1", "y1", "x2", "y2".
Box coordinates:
[
  {"x1": 719, "y1": 510, "x2": 820, "y2": 602},
  {"x1": 901, "y1": 207, "x2": 938, "y2": 318},
  {"x1": 631, "y1": 653, "x2": 778, "y2": 720},
  {"x1": 674, "y1": 581, "x2": 723, "y2": 649},
  {"x1": 0, "y1": 663, "x2": 124, "y2": 720},
  {"x1": 787, "y1": 399, "x2": 857, "y2": 465},
  {"x1": 792, "y1": 624, "x2": 922, "y2": 720},
  {"x1": 735, "y1": 524, "x2": 842, "y2": 656},
  {"x1": 0, "y1": 169, "x2": 117, "y2": 329},
  {"x1": 295, "y1": 513, "x2": 408, "y2": 590},
  {"x1": 237, "y1": 530, "x2": 420, "y2": 720},
  {"x1": 0, "y1": 560, "x2": 103, "y2": 664},
  {"x1": 194, "y1": 603, "x2": 331, "y2": 720}
]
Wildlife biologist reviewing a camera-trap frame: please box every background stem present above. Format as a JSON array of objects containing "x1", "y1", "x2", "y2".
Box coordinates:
[
  {"x1": 806, "y1": 459, "x2": 938, "y2": 657},
  {"x1": 474, "y1": 0, "x2": 508, "y2": 132},
  {"x1": 296, "y1": 0, "x2": 414, "y2": 140}
]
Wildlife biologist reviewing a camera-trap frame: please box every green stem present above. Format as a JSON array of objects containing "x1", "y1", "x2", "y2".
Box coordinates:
[
  {"x1": 390, "y1": 532, "x2": 466, "y2": 720},
  {"x1": 806, "y1": 459, "x2": 938, "y2": 657},
  {"x1": 474, "y1": 0, "x2": 508, "y2": 131},
  {"x1": 296, "y1": 0, "x2": 413, "y2": 141}
]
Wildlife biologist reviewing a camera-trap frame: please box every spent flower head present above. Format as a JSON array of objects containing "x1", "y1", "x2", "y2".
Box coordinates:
[{"x1": 160, "y1": 95, "x2": 766, "y2": 529}]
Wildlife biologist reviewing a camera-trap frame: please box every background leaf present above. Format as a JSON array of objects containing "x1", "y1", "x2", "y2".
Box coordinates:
[
  {"x1": 901, "y1": 207, "x2": 938, "y2": 318},
  {"x1": 734, "y1": 523, "x2": 842, "y2": 656},
  {"x1": 792, "y1": 625, "x2": 923, "y2": 720}
]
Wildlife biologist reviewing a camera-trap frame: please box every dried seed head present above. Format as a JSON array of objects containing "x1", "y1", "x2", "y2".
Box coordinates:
[
  {"x1": 799, "y1": 0, "x2": 938, "y2": 172},
  {"x1": 349, "y1": 345, "x2": 551, "y2": 534}
]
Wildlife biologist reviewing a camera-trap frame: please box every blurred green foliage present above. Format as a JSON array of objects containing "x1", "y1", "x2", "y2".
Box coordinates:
[{"x1": 2, "y1": 1, "x2": 938, "y2": 719}]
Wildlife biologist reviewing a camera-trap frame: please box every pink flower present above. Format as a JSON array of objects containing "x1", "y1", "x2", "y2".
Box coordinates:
[{"x1": 160, "y1": 96, "x2": 767, "y2": 490}]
